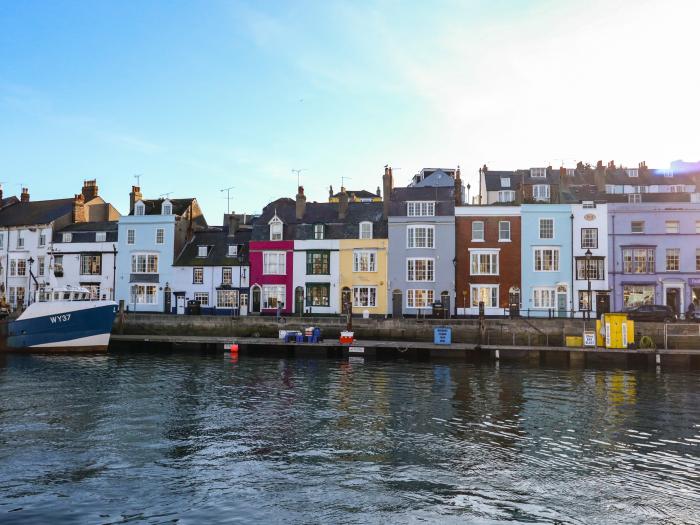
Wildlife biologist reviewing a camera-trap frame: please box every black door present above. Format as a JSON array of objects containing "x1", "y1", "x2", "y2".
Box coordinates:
[
  {"x1": 251, "y1": 287, "x2": 261, "y2": 313},
  {"x1": 341, "y1": 288, "x2": 352, "y2": 314},
  {"x1": 666, "y1": 288, "x2": 680, "y2": 316},
  {"x1": 440, "y1": 292, "x2": 450, "y2": 318},
  {"x1": 595, "y1": 293, "x2": 610, "y2": 319},
  {"x1": 392, "y1": 290, "x2": 402, "y2": 318},
  {"x1": 295, "y1": 286, "x2": 304, "y2": 314}
]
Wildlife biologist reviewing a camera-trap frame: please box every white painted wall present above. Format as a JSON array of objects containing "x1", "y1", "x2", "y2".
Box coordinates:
[
  {"x1": 292, "y1": 239, "x2": 340, "y2": 314},
  {"x1": 0, "y1": 226, "x2": 54, "y2": 308},
  {"x1": 572, "y1": 203, "x2": 608, "y2": 317}
]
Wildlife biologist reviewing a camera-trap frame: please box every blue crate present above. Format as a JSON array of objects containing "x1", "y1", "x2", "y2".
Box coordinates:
[{"x1": 434, "y1": 327, "x2": 452, "y2": 345}]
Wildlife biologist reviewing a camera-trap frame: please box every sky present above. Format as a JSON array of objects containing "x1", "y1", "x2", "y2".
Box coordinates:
[{"x1": 2, "y1": 0, "x2": 700, "y2": 221}]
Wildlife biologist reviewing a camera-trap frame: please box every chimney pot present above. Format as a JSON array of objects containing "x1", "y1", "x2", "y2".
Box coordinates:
[
  {"x1": 82, "y1": 179, "x2": 99, "y2": 201},
  {"x1": 72, "y1": 194, "x2": 86, "y2": 223},
  {"x1": 295, "y1": 186, "x2": 307, "y2": 220},
  {"x1": 20, "y1": 187, "x2": 29, "y2": 203}
]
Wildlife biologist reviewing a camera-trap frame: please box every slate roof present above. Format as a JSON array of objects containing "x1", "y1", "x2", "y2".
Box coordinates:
[
  {"x1": 409, "y1": 168, "x2": 457, "y2": 188},
  {"x1": 331, "y1": 190, "x2": 379, "y2": 200},
  {"x1": 173, "y1": 228, "x2": 251, "y2": 267},
  {"x1": 483, "y1": 171, "x2": 520, "y2": 191},
  {"x1": 0, "y1": 198, "x2": 74, "y2": 227},
  {"x1": 389, "y1": 186, "x2": 455, "y2": 216},
  {"x1": 52, "y1": 221, "x2": 119, "y2": 244},
  {"x1": 132, "y1": 198, "x2": 195, "y2": 216},
  {"x1": 251, "y1": 198, "x2": 388, "y2": 240}
]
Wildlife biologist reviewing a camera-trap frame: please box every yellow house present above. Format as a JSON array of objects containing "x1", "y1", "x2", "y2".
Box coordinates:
[{"x1": 339, "y1": 238, "x2": 389, "y2": 316}]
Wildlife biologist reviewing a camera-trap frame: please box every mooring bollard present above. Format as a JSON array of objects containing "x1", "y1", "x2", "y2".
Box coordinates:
[{"x1": 495, "y1": 349, "x2": 500, "y2": 360}]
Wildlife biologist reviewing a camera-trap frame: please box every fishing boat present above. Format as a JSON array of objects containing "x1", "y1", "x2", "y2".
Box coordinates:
[{"x1": 0, "y1": 287, "x2": 118, "y2": 352}]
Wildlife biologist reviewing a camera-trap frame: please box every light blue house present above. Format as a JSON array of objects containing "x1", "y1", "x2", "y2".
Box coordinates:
[
  {"x1": 115, "y1": 186, "x2": 207, "y2": 312},
  {"x1": 520, "y1": 204, "x2": 573, "y2": 317}
]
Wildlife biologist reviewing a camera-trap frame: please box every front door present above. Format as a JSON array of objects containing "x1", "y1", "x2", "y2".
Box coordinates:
[
  {"x1": 251, "y1": 286, "x2": 261, "y2": 313},
  {"x1": 176, "y1": 295, "x2": 186, "y2": 315},
  {"x1": 665, "y1": 288, "x2": 681, "y2": 316},
  {"x1": 341, "y1": 287, "x2": 352, "y2": 314},
  {"x1": 295, "y1": 286, "x2": 304, "y2": 314},
  {"x1": 557, "y1": 292, "x2": 567, "y2": 317},
  {"x1": 164, "y1": 287, "x2": 172, "y2": 313},
  {"x1": 392, "y1": 290, "x2": 402, "y2": 318},
  {"x1": 240, "y1": 293, "x2": 248, "y2": 316},
  {"x1": 441, "y1": 291, "x2": 450, "y2": 319},
  {"x1": 596, "y1": 293, "x2": 610, "y2": 319}
]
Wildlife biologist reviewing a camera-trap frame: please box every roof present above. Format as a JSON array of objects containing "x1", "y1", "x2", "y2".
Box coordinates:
[
  {"x1": 173, "y1": 228, "x2": 251, "y2": 267},
  {"x1": 0, "y1": 198, "x2": 74, "y2": 227},
  {"x1": 56, "y1": 221, "x2": 118, "y2": 232},
  {"x1": 389, "y1": 186, "x2": 455, "y2": 216},
  {"x1": 132, "y1": 198, "x2": 195, "y2": 216},
  {"x1": 251, "y1": 198, "x2": 388, "y2": 240},
  {"x1": 409, "y1": 168, "x2": 457, "y2": 188},
  {"x1": 331, "y1": 189, "x2": 379, "y2": 200}
]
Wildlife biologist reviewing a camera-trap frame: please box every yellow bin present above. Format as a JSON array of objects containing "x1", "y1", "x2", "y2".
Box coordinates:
[
  {"x1": 566, "y1": 336, "x2": 583, "y2": 347},
  {"x1": 596, "y1": 313, "x2": 635, "y2": 349}
]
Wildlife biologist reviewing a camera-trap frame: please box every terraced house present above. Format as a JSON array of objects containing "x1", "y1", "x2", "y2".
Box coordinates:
[
  {"x1": 387, "y1": 166, "x2": 460, "y2": 316},
  {"x1": 115, "y1": 186, "x2": 207, "y2": 312}
]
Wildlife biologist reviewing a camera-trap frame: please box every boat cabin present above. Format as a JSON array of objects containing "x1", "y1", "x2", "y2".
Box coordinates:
[{"x1": 35, "y1": 287, "x2": 92, "y2": 303}]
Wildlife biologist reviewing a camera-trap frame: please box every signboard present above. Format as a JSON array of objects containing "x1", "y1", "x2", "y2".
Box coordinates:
[
  {"x1": 689, "y1": 278, "x2": 700, "y2": 286},
  {"x1": 584, "y1": 213, "x2": 596, "y2": 221},
  {"x1": 583, "y1": 331, "x2": 596, "y2": 347},
  {"x1": 349, "y1": 346, "x2": 365, "y2": 354}
]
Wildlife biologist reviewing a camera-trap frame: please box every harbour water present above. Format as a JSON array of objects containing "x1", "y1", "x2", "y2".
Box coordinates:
[{"x1": 0, "y1": 351, "x2": 698, "y2": 524}]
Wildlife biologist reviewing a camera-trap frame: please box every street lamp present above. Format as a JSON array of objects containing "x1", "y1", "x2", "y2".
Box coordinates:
[{"x1": 585, "y1": 248, "x2": 592, "y2": 320}]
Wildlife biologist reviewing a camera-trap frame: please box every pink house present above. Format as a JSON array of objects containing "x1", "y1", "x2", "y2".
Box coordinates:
[{"x1": 248, "y1": 238, "x2": 295, "y2": 314}]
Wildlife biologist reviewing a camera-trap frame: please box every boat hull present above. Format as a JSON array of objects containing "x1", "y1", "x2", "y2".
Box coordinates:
[{"x1": 1, "y1": 303, "x2": 117, "y2": 352}]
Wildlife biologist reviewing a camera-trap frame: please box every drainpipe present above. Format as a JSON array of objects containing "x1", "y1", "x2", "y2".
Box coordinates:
[
  {"x1": 611, "y1": 214, "x2": 616, "y2": 312},
  {"x1": 570, "y1": 212, "x2": 574, "y2": 317},
  {"x1": 112, "y1": 243, "x2": 117, "y2": 300}
]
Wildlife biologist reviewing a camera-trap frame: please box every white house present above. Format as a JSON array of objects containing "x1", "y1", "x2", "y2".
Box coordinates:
[
  {"x1": 171, "y1": 214, "x2": 252, "y2": 315},
  {"x1": 572, "y1": 201, "x2": 609, "y2": 317}
]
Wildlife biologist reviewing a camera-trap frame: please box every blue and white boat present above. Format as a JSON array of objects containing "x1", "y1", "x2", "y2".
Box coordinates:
[{"x1": 0, "y1": 287, "x2": 118, "y2": 352}]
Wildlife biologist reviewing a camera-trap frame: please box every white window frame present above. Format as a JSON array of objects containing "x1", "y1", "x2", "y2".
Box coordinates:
[
  {"x1": 263, "y1": 251, "x2": 286, "y2": 275},
  {"x1": 162, "y1": 201, "x2": 172, "y2": 215},
  {"x1": 37, "y1": 255, "x2": 45, "y2": 277},
  {"x1": 352, "y1": 286, "x2": 377, "y2": 308},
  {"x1": 156, "y1": 228, "x2": 165, "y2": 245},
  {"x1": 498, "y1": 190, "x2": 516, "y2": 203},
  {"x1": 353, "y1": 250, "x2": 377, "y2": 272},
  {"x1": 498, "y1": 221, "x2": 511, "y2": 241},
  {"x1": 406, "y1": 225, "x2": 434, "y2": 248},
  {"x1": 359, "y1": 221, "x2": 373, "y2": 240},
  {"x1": 539, "y1": 218, "x2": 554, "y2": 239},
  {"x1": 228, "y1": 245, "x2": 237, "y2": 256},
  {"x1": 406, "y1": 258, "x2": 435, "y2": 282},
  {"x1": 533, "y1": 287, "x2": 556, "y2": 309},
  {"x1": 62, "y1": 233, "x2": 72, "y2": 243},
  {"x1": 665, "y1": 220, "x2": 680, "y2": 234},
  {"x1": 581, "y1": 228, "x2": 598, "y2": 249},
  {"x1": 500, "y1": 177, "x2": 510, "y2": 188},
  {"x1": 193, "y1": 292, "x2": 209, "y2": 306},
  {"x1": 262, "y1": 285, "x2": 285, "y2": 309},
  {"x1": 626, "y1": 168, "x2": 639, "y2": 178},
  {"x1": 217, "y1": 289, "x2": 238, "y2": 308},
  {"x1": 314, "y1": 224, "x2": 324, "y2": 240},
  {"x1": 222, "y1": 267, "x2": 233, "y2": 285},
  {"x1": 130, "y1": 284, "x2": 158, "y2": 305},
  {"x1": 530, "y1": 167, "x2": 547, "y2": 178},
  {"x1": 628, "y1": 194, "x2": 642, "y2": 204},
  {"x1": 96, "y1": 231, "x2": 107, "y2": 242},
  {"x1": 269, "y1": 215, "x2": 283, "y2": 241},
  {"x1": 193, "y1": 267, "x2": 204, "y2": 284},
  {"x1": 470, "y1": 285, "x2": 499, "y2": 308},
  {"x1": 0, "y1": 233, "x2": 4, "y2": 250},
  {"x1": 197, "y1": 246, "x2": 208, "y2": 257},
  {"x1": 665, "y1": 248, "x2": 680, "y2": 272},
  {"x1": 406, "y1": 289, "x2": 434, "y2": 309},
  {"x1": 631, "y1": 221, "x2": 644, "y2": 234},
  {"x1": 533, "y1": 184, "x2": 550, "y2": 202},
  {"x1": 127, "y1": 229, "x2": 135, "y2": 244},
  {"x1": 469, "y1": 249, "x2": 499, "y2": 276},
  {"x1": 533, "y1": 247, "x2": 560, "y2": 272},
  {"x1": 406, "y1": 201, "x2": 435, "y2": 217},
  {"x1": 134, "y1": 201, "x2": 146, "y2": 216},
  {"x1": 38, "y1": 232, "x2": 46, "y2": 247},
  {"x1": 131, "y1": 253, "x2": 159, "y2": 274},
  {"x1": 471, "y1": 221, "x2": 484, "y2": 241}
]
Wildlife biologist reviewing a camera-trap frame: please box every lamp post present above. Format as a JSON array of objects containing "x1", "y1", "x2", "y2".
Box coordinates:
[
  {"x1": 585, "y1": 248, "x2": 592, "y2": 320},
  {"x1": 466, "y1": 183, "x2": 471, "y2": 204}
]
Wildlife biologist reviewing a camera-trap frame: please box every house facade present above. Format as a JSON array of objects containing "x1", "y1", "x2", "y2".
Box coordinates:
[
  {"x1": 171, "y1": 214, "x2": 251, "y2": 315},
  {"x1": 52, "y1": 222, "x2": 119, "y2": 300},
  {"x1": 115, "y1": 186, "x2": 206, "y2": 312},
  {"x1": 608, "y1": 202, "x2": 700, "y2": 315},
  {"x1": 571, "y1": 202, "x2": 609, "y2": 318},
  {"x1": 387, "y1": 167, "x2": 458, "y2": 316},
  {"x1": 520, "y1": 204, "x2": 573, "y2": 317},
  {"x1": 454, "y1": 206, "x2": 521, "y2": 316}
]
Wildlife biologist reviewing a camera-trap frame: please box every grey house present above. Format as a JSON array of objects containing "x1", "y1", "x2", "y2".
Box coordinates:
[{"x1": 386, "y1": 167, "x2": 461, "y2": 316}]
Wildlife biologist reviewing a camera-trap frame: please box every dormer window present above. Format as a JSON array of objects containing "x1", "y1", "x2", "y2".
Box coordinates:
[
  {"x1": 359, "y1": 221, "x2": 373, "y2": 239},
  {"x1": 62, "y1": 233, "x2": 72, "y2": 243},
  {"x1": 500, "y1": 177, "x2": 510, "y2": 188},
  {"x1": 314, "y1": 224, "x2": 324, "y2": 240},
  {"x1": 566, "y1": 168, "x2": 576, "y2": 177},
  {"x1": 626, "y1": 169, "x2": 639, "y2": 178},
  {"x1": 532, "y1": 184, "x2": 550, "y2": 202},
  {"x1": 407, "y1": 201, "x2": 435, "y2": 217},
  {"x1": 96, "y1": 232, "x2": 107, "y2": 242},
  {"x1": 269, "y1": 215, "x2": 283, "y2": 241},
  {"x1": 197, "y1": 246, "x2": 209, "y2": 257},
  {"x1": 135, "y1": 201, "x2": 146, "y2": 216},
  {"x1": 663, "y1": 169, "x2": 674, "y2": 178},
  {"x1": 530, "y1": 168, "x2": 547, "y2": 178},
  {"x1": 228, "y1": 245, "x2": 238, "y2": 256},
  {"x1": 162, "y1": 200, "x2": 172, "y2": 215}
]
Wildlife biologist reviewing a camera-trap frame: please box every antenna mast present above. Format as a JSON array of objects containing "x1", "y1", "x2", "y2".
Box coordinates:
[{"x1": 220, "y1": 186, "x2": 234, "y2": 214}]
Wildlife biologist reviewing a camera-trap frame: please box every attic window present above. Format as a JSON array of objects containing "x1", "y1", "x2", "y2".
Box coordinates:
[
  {"x1": 628, "y1": 194, "x2": 642, "y2": 204},
  {"x1": 96, "y1": 232, "x2": 107, "y2": 242},
  {"x1": 530, "y1": 168, "x2": 546, "y2": 178},
  {"x1": 197, "y1": 246, "x2": 209, "y2": 257},
  {"x1": 626, "y1": 169, "x2": 639, "y2": 178},
  {"x1": 359, "y1": 221, "x2": 373, "y2": 239},
  {"x1": 269, "y1": 215, "x2": 283, "y2": 241},
  {"x1": 500, "y1": 177, "x2": 510, "y2": 188},
  {"x1": 162, "y1": 202, "x2": 172, "y2": 215},
  {"x1": 228, "y1": 245, "x2": 237, "y2": 256},
  {"x1": 314, "y1": 224, "x2": 325, "y2": 240},
  {"x1": 135, "y1": 202, "x2": 145, "y2": 216},
  {"x1": 663, "y1": 169, "x2": 674, "y2": 178},
  {"x1": 62, "y1": 233, "x2": 72, "y2": 243},
  {"x1": 566, "y1": 169, "x2": 576, "y2": 177},
  {"x1": 582, "y1": 201, "x2": 596, "y2": 209}
]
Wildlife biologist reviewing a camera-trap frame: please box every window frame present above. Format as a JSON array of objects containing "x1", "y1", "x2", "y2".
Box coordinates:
[
  {"x1": 471, "y1": 221, "x2": 485, "y2": 241},
  {"x1": 305, "y1": 283, "x2": 331, "y2": 307},
  {"x1": 313, "y1": 224, "x2": 324, "y2": 240},
  {"x1": 406, "y1": 289, "x2": 434, "y2": 309},
  {"x1": 79, "y1": 254, "x2": 102, "y2": 275},
  {"x1": 193, "y1": 292, "x2": 209, "y2": 306},
  {"x1": 622, "y1": 247, "x2": 655, "y2": 274},
  {"x1": 534, "y1": 247, "x2": 560, "y2": 272},
  {"x1": 665, "y1": 248, "x2": 680, "y2": 272},
  {"x1": 359, "y1": 221, "x2": 373, "y2": 240},
  {"x1": 406, "y1": 201, "x2": 436, "y2": 217},
  {"x1": 193, "y1": 267, "x2": 204, "y2": 284},
  {"x1": 532, "y1": 287, "x2": 556, "y2": 309},
  {"x1": 532, "y1": 184, "x2": 550, "y2": 202},
  {"x1": 631, "y1": 221, "x2": 645, "y2": 233},
  {"x1": 353, "y1": 249, "x2": 377, "y2": 273},
  {"x1": 539, "y1": 218, "x2": 554, "y2": 239},
  {"x1": 581, "y1": 228, "x2": 598, "y2": 249},
  {"x1": 469, "y1": 250, "x2": 499, "y2": 276},
  {"x1": 498, "y1": 221, "x2": 511, "y2": 241},
  {"x1": 352, "y1": 286, "x2": 377, "y2": 308},
  {"x1": 262, "y1": 285, "x2": 286, "y2": 309},
  {"x1": 665, "y1": 220, "x2": 680, "y2": 234},
  {"x1": 155, "y1": 228, "x2": 165, "y2": 245},
  {"x1": 306, "y1": 250, "x2": 330, "y2": 275},
  {"x1": 406, "y1": 257, "x2": 435, "y2": 282},
  {"x1": 127, "y1": 229, "x2": 135, "y2": 244},
  {"x1": 130, "y1": 253, "x2": 159, "y2": 274},
  {"x1": 471, "y1": 285, "x2": 499, "y2": 308},
  {"x1": 406, "y1": 225, "x2": 435, "y2": 248},
  {"x1": 263, "y1": 251, "x2": 286, "y2": 275}
]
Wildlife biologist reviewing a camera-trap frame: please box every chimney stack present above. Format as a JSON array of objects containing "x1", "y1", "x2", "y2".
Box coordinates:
[
  {"x1": 338, "y1": 187, "x2": 349, "y2": 219},
  {"x1": 454, "y1": 166, "x2": 463, "y2": 205},
  {"x1": 20, "y1": 187, "x2": 29, "y2": 203},
  {"x1": 129, "y1": 185, "x2": 142, "y2": 214},
  {"x1": 225, "y1": 213, "x2": 239, "y2": 236},
  {"x1": 594, "y1": 160, "x2": 605, "y2": 192},
  {"x1": 295, "y1": 186, "x2": 307, "y2": 220},
  {"x1": 382, "y1": 165, "x2": 393, "y2": 218},
  {"x1": 328, "y1": 185, "x2": 334, "y2": 201},
  {"x1": 376, "y1": 185, "x2": 381, "y2": 198},
  {"x1": 82, "y1": 179, "x2": 99, "y2": 201},
  {"x1": 72, "y1": 194, "x2": 86, "y2": 223},
  {"x1": 0, "y1": 184, "x2": 3, "y2": 203}
]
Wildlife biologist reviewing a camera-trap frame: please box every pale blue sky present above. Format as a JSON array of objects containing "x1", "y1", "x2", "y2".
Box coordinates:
[{"x1": 2, "y1": 0, "x2": 699, "y2": 221}]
